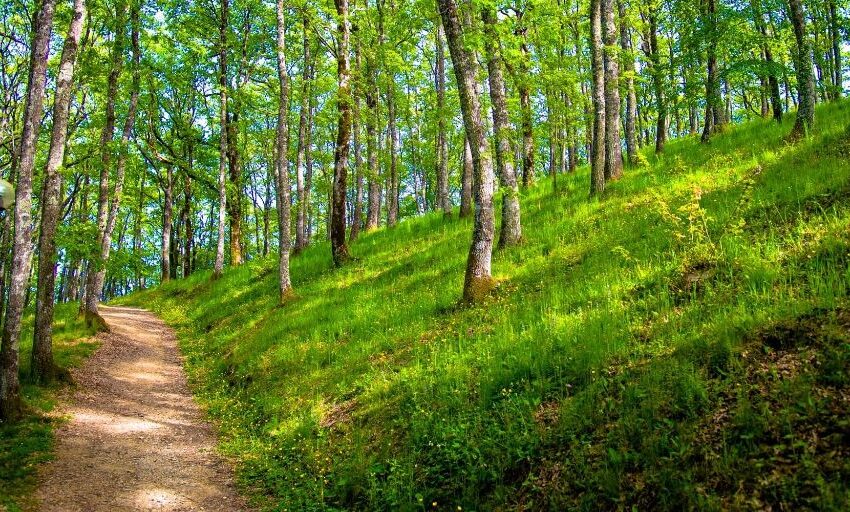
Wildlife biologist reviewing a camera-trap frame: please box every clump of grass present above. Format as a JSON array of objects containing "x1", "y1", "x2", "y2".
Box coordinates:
[
  {"x1": 0, "y1": 302, "x2": 99, "y2": 511},
  {"x1": 119, "y1": 101, "x2": 850, "y2": 511}
]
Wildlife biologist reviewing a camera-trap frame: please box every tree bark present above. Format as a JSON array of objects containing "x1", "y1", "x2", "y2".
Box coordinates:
[
  {"x1": 365, "y1": 47, "x2": 381, "y2": 230},
  {"x1": 603, "y1": 0, "x2": 623, "y2": 180},
  {"x1": 788, "y1": 0, "x2": 815, "y2": 139},
  {"x1": 32, "y1": 0, "x2": 86, "y2": 384},
  {"x1": 161, "y1": 166, "x2": 174, "y2": 282},
  {"x1": 350, "y1": 41, "x2": 363, "y2": 242},
  {"x1": 701, "y1": 0, "x2": 724, "y2": 142},
  {"x1": 386, "y1": 84, "x2": 399, "y2": 227},
  {"x1": 460, "y1": 137, "x2": 473, "y2": 217},
  {"x1": 1, "y1": 0, "x2": 57, "y2": 421},
  {"x1": 590, "y1": 0, "x2": 606, "y2": 195},
  {"x1": 482, "y1": 7, "x2": 521, "y2": 248},
  {"x1": 275, "y1": 0, "x2": 292, "y2": 300},
  {"x1": 619, "y1": 0, "x2": 638, "y2": 165},
  {"x1": 438, "y1": 0, "x2": 496, "y2": 302},
  {"x1": 331, "y1": 0, "x2": 352, "y2": 266},
  {"x1": 214, "y1": 0, "x2": 229, "y2": 279},
  {"x1": 435, "y1": 15, "x2": 451, "y2": 217},
  {"x1": 83, "y1": 0, "x2": 127, "y2": 321},
  {"x1": 642, "y1": 10, "x2": 666, "y2": 153},
  {"x1": 294, "y1": 14, "x2": 310, "y2": 252}
]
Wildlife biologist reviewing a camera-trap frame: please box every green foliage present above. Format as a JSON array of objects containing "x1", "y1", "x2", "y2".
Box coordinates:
[{"x1": 118, "y1": 101, "x2": 850, "y2": 510}]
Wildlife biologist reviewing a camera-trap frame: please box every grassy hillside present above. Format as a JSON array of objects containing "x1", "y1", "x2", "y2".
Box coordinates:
[
  {"x1": 118, "y1": 101, "x2": 850, "y2": 511},
  {"x1": 0, "y1": 303, "x2": 99, "y2": 511}
]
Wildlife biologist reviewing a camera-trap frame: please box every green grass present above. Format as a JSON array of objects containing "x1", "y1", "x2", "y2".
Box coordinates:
[
  {"x1": 118, "y1": 101, "x2": 850, "y2": 511},
  {"x1": 0, "y1": 303, "x2": 99, "y2": 512}
]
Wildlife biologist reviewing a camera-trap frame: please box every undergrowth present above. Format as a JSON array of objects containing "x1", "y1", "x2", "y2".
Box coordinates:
[
  {"x1": 0, "y1": 303, "x2": 99, "y2": 511},
  {"x1": 118, "y1": 101, "x2": 850, "y2": 511}
]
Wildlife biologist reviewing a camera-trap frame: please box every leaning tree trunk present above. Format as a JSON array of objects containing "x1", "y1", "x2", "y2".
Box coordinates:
[
  {"x1": 331, "y1": 0, "x2": 352, "y2": 266},
  {"x1": 603, "y1": 0, "x2": 623, "y2": 180},
  {"x1": 214, "y1": 0, "x2": 229, "y2": 279},
  {"x1": 482, "y1": 7, "x2": 521, "y2": 248},
  {"x1": 1, "y1": 0, "x2": 57, "y2": 422},
  {"x1": 32, "y1": 0, "x2": 86, "y2": 384},
  {"x1": 438, "y1": 0, "x2": 496, "y2": 302},
  {"x1": 788, "y1": 0, "x2": 815, "y2": 140},
  {"x1": 275, "y1": 0, "x2": 292, "y2": 300},
  {"x1": 83, "y1": 0, "x2": 127, "y2": 322},
  {"x1": 589, "y1": 0, "x2": 606, "y2": 195},
  {"x1": 435, "y1": 15, "x2": 451, "y2": 216},
  {"x1": 619, "y1": 0, "x2": 638, "y2": 165}
]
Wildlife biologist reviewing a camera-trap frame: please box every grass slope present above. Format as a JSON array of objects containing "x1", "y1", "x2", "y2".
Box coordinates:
[
  {"x1": 119, "y1": 101, "x2": 850, "y2": 511},
  {"x1": 0, "y1": 303, "x2": 99, "y2": 511}
]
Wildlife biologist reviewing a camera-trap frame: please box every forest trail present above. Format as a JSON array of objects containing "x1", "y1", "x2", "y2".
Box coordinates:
[{"x1": 33, "y1": 306, "x2": 251, "y2": 512}]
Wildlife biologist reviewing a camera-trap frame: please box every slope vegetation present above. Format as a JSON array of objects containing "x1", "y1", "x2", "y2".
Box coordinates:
[{"x1": 119, "y1": 102, "x2": 850, "y2": 511}]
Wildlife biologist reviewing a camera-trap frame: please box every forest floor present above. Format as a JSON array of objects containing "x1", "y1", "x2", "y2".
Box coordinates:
[{"x1": 31, "y1": 306, "x2": 251, "y2": 512}]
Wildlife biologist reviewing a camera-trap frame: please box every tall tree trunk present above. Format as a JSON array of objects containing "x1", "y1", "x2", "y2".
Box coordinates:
[
  {"x1": 754, "y1": 6, "x2": 784, "y2": 123},
  {"x1": 788, "y1": 0, "x2": 815, "y2": 139},
  {"x1": 701, "y1": 0, "x2": 724, "y2": 142},
  {"x1": 182, "y1": 173, "x2": 193, "y2": 278},
  {"x1": 386, "y1": 84, "x2": 399, "y2": 227},
  {"x1": 482, "y1": 7, "x2": 521, "y2": 248},
  {"x1": 642, "y1": 10, "x2": 666, "y2": 153},
  {"x1": 517, "y1": 20, "x2": 534, "y2": 188},
  {"x1": 435, "y1": 15, "x2": 451, "y2": 217},
  {"x1": 365, "y1": 50, "x2": 381, "y2": 230},
  {"x1": 619, "y1": 0, "x2": 638, "y2": 165},
  {"x1": 460, "y1": 137, "x2": 473, "y2": 217},
  {"x1": 603, "y1": 0, "x2": 623, "y2": 180},
  {"x1": 350, "y1": 41, "x2": 363, "y2": 242},
  {"x1": 214, "y1": 0, "x2": 229, "y2": 279},
  {"x1": 331, "y1": 0, "x2": 352, "y2": 266},
  {"x1": 294, "y1": 14, "x2": 310, "y2": 252},
  {"x1": 32, "y1": 0, "x2": 86, "y2": 384},
  {"x1": 161, "y1": 166, "x2": 174, "y2": 282},
  {"x1": 83, "y1": 0, "x2": 127, "y2": 322},
  {"x1": 275, "y1": 0, "x2": 292, "y2": 300},
  {"x1": 438, "y1": 0, "x2": 496, "y2": 302},
  {"x1": 1, "y1": 0, "x2": 57, "y2": 421},
  {"x1": 828, "y1": 1, "x2": 841, "y2": 100},
  {"x1": 134, "y1": 172, "x2": 145, "y2": 289},
  {"x1": 590, "y1": 0, "x2": 606, "y2": 195}
]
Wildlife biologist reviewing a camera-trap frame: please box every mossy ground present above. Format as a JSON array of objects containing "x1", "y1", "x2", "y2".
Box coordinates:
[
  {"x1": 0, "y1": 303, "x2": 99, "y2": 511},
  {"x1": 118, "y1": 101, "x2": 850, "y2": 511}
]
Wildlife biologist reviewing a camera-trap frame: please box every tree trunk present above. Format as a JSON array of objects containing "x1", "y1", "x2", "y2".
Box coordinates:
[
  {"x1": 214, "y1": 0, "x2": 229, "y2": 279},
  {"x1": 460, "y1": 137, "x2": 473, "y2": 217},
  {"x1": 294, "y1": 14, "x2": 310, "y2": 252},
  {"x1": 482, "y1": 7, "x2": 521, "y2": 248},
  {"x1": 386, "y1": 85, "x2": 400, "y2": 228},
  {"x1": 83, "y1": 0, "x2": 127, "y2": 322},
  {"x1": 517, "y1": 23, "x2": 534, "y2": 188},
  {"x1": 435, "y1": 16, "x2": 451, "y2": 217},
  {"x1": 619, "y1": 0, "x2": 638, "y2": 165},
  {"x1": 590, "y1": 0, "x2": 606, "y2": 195},
  {"x1": 275, "y1": 0, "x2": 292, "y2": 300},
  {"x1": 828, "y1": 1, "x2": 841, "y2": 100},
  {"x1": 365, "y1": 50, "x2": 381, "y2": 230},
  {"x1": 161, "y1": 166, "x2": 173, "y2": 282},
  {"x1": 350, "y1": 42, "x2": 364, "y2": 242},
  {"x1": 788, "y1": 0, "x2": 815, "y2": 140},
  {"x1": 701, "y1": 0, "x2": 724, "y2": 143},
  {"x1": 603, "y1": 0, "x2": 623, "y2": 180},
  {"x1": 642, "y1": 10, "x2": 666, "y2": 153},
  {"x1": 438, "y1": 0, "x2": 496, "y2": 302},
  {"x1": 1, "y1": 0, "x2": 57, "y2": 421},
  {"x1": 32, "y1": 0, "x2": 86, "y2": 384},
  {"x1": 331, "y1": 0, "x2": 352, "y2": 266}
]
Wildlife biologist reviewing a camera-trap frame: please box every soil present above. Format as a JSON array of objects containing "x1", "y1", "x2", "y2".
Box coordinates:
[{"x1": 33, "y1": 306, "x2": 252, "y2": 512}]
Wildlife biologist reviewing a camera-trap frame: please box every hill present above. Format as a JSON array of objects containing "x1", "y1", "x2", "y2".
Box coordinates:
[{"x1": 118, "y1": 101, "x2": 850, "y2": 511}]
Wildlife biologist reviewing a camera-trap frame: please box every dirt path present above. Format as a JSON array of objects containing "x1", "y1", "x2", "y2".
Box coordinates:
[{"x1": 34, "y1": 306, "x2": 252, "y2": 512}]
